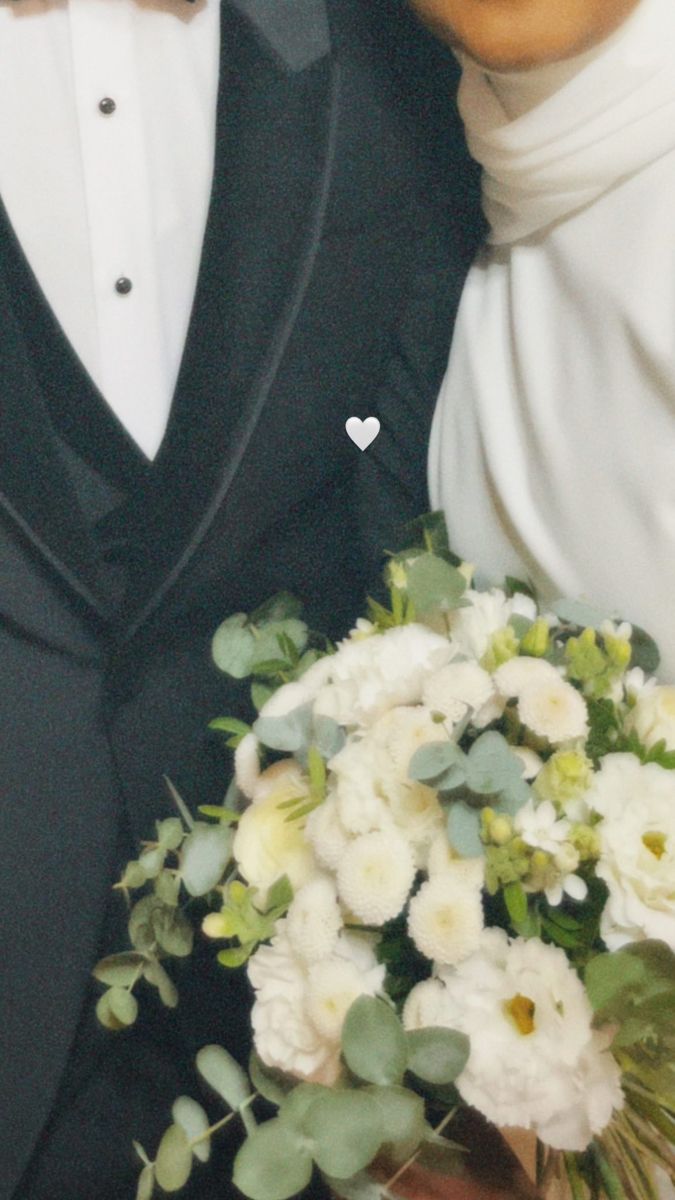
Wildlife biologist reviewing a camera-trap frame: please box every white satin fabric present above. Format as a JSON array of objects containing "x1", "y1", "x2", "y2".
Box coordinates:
[{"x1": 430, "y1": 0, "x2": 675, "y2": 679}]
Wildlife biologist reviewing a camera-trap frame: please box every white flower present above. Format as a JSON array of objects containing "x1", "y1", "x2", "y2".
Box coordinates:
[
  {"x1": 248, "y1": 925, "x2": 384, "y2": 1086},
  {"x1": 305, "y1": 794, "x2": 350, "y2": 871},
  {"x1": 402, "y1": 977, "x2": 448, "y2": 1031},
  {"x1": 426, "y1": 833, "x2": 459, "y2": 876},
  {"x1": 448, "y1": 589, "x2": 537, "y2": 662},
  {"x1": 627, "y1": 686, "x2": 675, "y2": 753},
  {"x1": 286, "y1": 876, "x2": 343, "y2": 963},
  {"x1": 494, "y1": 656, "x2": 561, "y2": 699},
  {"x1": 422, "y1": 662, "x2": 502, "y2": 729},
  {"x1": 337, "y1": 829, "x2": 416, "y2": 925},
  {"x1": 512, "y1": 746, "x2": 544, "y2": 780},
  {"x1": 233, "y1": 761, "x2": 319, "y2": 900},
  {"x1": 424, "y1": 931, "x2": 623, "y2": 1151},
  {"x1": 516, "y1": 799, "x2": 571, "y2": 855},
  {"x1": 407, "y1": 861, "x2": 484, "y2": 965},
  {"x1": 234, "y1": 732, "x2": 260, "y2": 800},
  {"x1": 623, "y1": 667, "x2": 657, "y2": 702},
  {"x1": 330, "y1": 737, "x2": 391, "y2": 835},
  {"x1": 585, "y1": 754, "x2": 675, "y2": 950},
  {"x1": 518, "y1": 677, "x2": 588, "y2": 745},
  {"x1": 313, "y1": 623, "x2": 453, "y2": 728},
  {"x1": 258, "y1": 680, "x2": 313, "y2": 719}
]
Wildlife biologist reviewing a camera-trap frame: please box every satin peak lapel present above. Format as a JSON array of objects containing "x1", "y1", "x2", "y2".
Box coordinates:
[{"x1": 228, "y1": 0, "x2": 329, "y2": 71}]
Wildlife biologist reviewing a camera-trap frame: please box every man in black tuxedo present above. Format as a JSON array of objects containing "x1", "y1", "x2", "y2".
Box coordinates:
[{"x1": 0, "y1": 2, "x2": 480, "y2": 1196}]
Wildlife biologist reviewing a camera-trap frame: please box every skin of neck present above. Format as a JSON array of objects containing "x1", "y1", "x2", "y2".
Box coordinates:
[{"x1": 407, "y1": 0, "x2": 642, "y2": 70}]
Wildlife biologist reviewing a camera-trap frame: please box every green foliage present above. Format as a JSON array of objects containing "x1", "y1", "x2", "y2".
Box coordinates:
[
  {"x1": 367, "y1": 1084, "x2": 426, "y2": 1148},
  {"x1": 214, "y1": 877, "x2": 293, "y2": 969},
  {"x1": 405, "y1": 553, "x2": 467, "y2": 618},
  {"x1": 552, "y1": 598, "x2": 613, "y2": 628},
  {"x1": 503, "y1": 881, "x2": 528, "y2": 928},
  {"x1": 405, "y1": 1028, "x2": 470, "y2": 1085},
  {"x1": 401, "y1": 510, "x2": 457, "y2": 562},
  {"x1": 253, "y1": 704, "x2": 313, "y2": 753},
  {"x1": 585, "y1": 941, "x2": 675, "y2": 1076},
  {"x1": 234, "y1": 1119, "x2": 314, "y2": 1200},
  {"x1": 93, "y1": 952, "x2": 147, "y2": 988},
  {"x1": 447, "y1": 801, "x2": 484, "y2": 858},
  {"x1": 304, "y1": 1090, "x2": 384, "y2": 1180},
  {"x1": 208, "y1": 716, "x2": 252, "y2": 749},
  {"x1": 155, "y1": 1124, "x2": 193, "y2": 1192},
  {"x1": 172, "y1": 1096, "x2": 211, "y2": 1163},
  {"x1": 408, "y1": 741, "x2": 466, "y2": 787},
  {"x1": 196, "y1": 1044, "x2": 253, "y2": 1113},
  {"x1": 143, "y1": 959, "x2": 178, "y2": 1008},
  {"x1": 342, "y1": 996, "x2": 408, "y2": 1086},
  {"x1": 248, "y1": 1053, "x2": 294, "y2": 1108},
  {"x1": 96, "y1": 986, "x2": 139, "y2": 1030},
  {"x1": 136, "y1": 1165, "x2": 155, "y2": 1200},
  {"x1": 630, "y1": 626, "x2": 660, "y2": 674},
  {"x1": 180, "y1": 822, "x2": 233, "y2": 897}
]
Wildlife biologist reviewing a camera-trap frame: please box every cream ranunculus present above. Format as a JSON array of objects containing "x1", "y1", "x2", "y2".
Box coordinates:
[
  {"x1": 233, "y1": 760, "x2": 319, "y2": 899},
  {"x1": 585, "y1": 754, "x2": 675, "y2": 950},
  {"x1": 627, "y1": 685, "x2": 675, "y2": 752}
]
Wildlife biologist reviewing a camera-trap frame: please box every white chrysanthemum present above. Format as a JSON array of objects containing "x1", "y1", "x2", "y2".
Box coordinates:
[
  {"x1": 627, "y1": 686, "x2": 675, "y2": 753},
  {"x1": 248, "y1": 924, "x2": 384, "y2": 1086},
  {"x1": 312, "y1": 623, "x2": 453, "y2": 728},
  {"x1": 407, "y1": 862, "x2": 484, "y2": 965},
  {"x1": 494, "y1": 656, "x2": 561, "y2": 699},
  {"x1": 427, "y1": 931, "x2": 623, "y2": 1150},
  {"x1": 330, "y1": 737, "x2": 392, "y2": 836},
  {"x1": 426, "y1": 833, "x2": 458, "y2": 876},
  {"x1": 402, "y1": 977, "x2": 447, "y2": 1031},
  {"x1": 585, "y1": 754, "x2": 675, "y2": 949},
  {"x1": 234, "y1": 732, "x2": 260, "y2": 800},
  {"x1": 286, "y1": 876, "x2": 343, "y2": 963},
  {"x1": 305, "y1": 793, "x2": 350, "y2": 871},
  {"x1": 337, "y1": 829, "x2": 416, "y2": 925},
  {"x1": 422, "y1": 662, "x2": 501, "y2": 729},
  {"x1": 448, "y1": 589, "x2": 537, "y2": 662},
  {"x1": 518, "y1": 677, "x2": 588, "y2": 745}
]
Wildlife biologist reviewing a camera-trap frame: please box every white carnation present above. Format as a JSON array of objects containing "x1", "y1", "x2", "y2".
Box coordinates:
[
  {"x1": 586, "y1": 754, "x2": 675, "y2": 949},
  {"x1": 448, "y1": 589, "x2": 537, "y2": 662},
  {"x1": 402, "y1": 977, "x2": 448, "y2": 1031},
  {"x1": 330, "y1": 737, "x2": 391, "y2": 836},
  {"x1": 517, "y1": 677, "x2": 588, "y2": 745},
  {"x1": 422, "y1": 662, "x2": 501, "y2": 729},
  {"x1": 307, "y1": 955, "x2": 381, "y2": 1041},
  {"x1": 286, "y1": 876, "x2": 343, "y2": 963},
  {"x1": 337, "y1": 829, "x2": 416, "y2": 925},
  {"x1": 428, "y1": 931, "x2": 623, "y2": 1150},
  {"x1": 305, "y1": 794, "x2": 350, "y2": 871},
  {"x1": 311, "y1": 623, "x2": 453, "y2": 728},
  {"x1": 627, "y1": 686, "x2": 675, "y2": 753},
  {"x1": 407, "y1": 861, "x2": 484, "y2": 966}
]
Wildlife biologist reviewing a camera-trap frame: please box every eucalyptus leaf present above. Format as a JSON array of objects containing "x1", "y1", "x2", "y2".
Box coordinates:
[
  {"x1": 251, "y1": 681, "x2": 275, "y2": 712},
  {"x1": 136, "y1": 1165, "x2": 155, "y2": 1200},
  {"x1": 196, "y1": 1044, "x2": 252, "y2": 1112},
  {"x1": 93, "y1": 952, "x2": 147, "y2": 988},
  {"x1": 551, "y1": 599, "x2": 613, "y2": 629},
  {"x1": 409, "y1": 741, "x2": 465, "y2": 785},
  {"x1": 406, "y1": 1027, "x2": 470, "y2": 1085},
  {"x1": 152, "y1": 904, "x2": 194, "y2": 958},
  {"x1": 446, "y1": 802, "x2": 483, "y2": 858},
  {"x1": 128, "y1": 895, "x2": 164, "y2": 953},
  {"x1": 180, "y1": 823, "x2": 233, "y2": 897},
  {"x1": 96, "y1": 987, "x2": 137, "y2": 1031},
  {"x1": 138, "y1": 846, "x2": 167, "y2": 879},
  {"x1": 367, "y1": 1085, "x2": 426, "y2": 1149},
  {"x1": 155, "y1": 1124, "x2": 193, "y2": 1192},
  {"x1": 233, "y1": 1120, "x2": 313, "y2": 1200},
  {"x1": 405, "y1": 554, "x2": 467, "y2": 616},
  {"x1": 342, "y1": 996, "x2": 407, "y2": 1086},
  {"x1": 253, "y1": 704, "x2": 313, "y2": 753},
  {"x1": 143, "y1": 960, "x2": 178, "y2": 1008},
  {"x1": 120, "y1": 860, "x2": 148, "y2": 890},
  {"x1": 212, "y1": 614, "x2": 256, "y2": 678},
  {"x1": 251, "y1": 592, "x2": 304, "y2": 624},
  {"x1": 630, "y1": 626, "x2": 660, "y2": 674},
  {"x1": 303, "y1": 1090, "x2": 383, "y2": 1180},
  {"x1": 248, "y1": 1052, "x2": 294, "y2": 1108},
  {"x1": 279, "y1": 1083, "x2": 326, "y2": 1129},
  {"x1": 172, "y1": 1096, "x2": 211, "y2": 1163},
  {"x1": 465, "y1": 732, "x2": 523, "y2": 796},
  {"x1": 321, "y1": 1172, "x2": 386, "y2": 1200},
  {"x1": 156, "y1": 817, "x2": 185, "y2": 851},
  {"x1": 154, "y1": 869, "x2": 181, "y2": 907},
  {"x1": 312, "y1": 714, "x2": 346, "y2": 760},
  {"x1": 250, "y1": 619, "x2": 308, "y2": 668}
]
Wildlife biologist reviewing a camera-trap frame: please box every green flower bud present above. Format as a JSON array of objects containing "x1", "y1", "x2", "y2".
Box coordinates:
[
  {"x1": 520, "y1": 618, "x2": 551, "y2": 658},
  {"x1": 569, "y1": 823, "x2": 601, "y2": 862},
  {"x1": 482, "y1": 626, "x2": 520, "y2": 673},
  {"x1": 603, "y1": 633, "x2": 632, "y2": 672},
  {"x1": 534, "y1": 750, "x2": 594, "y2": 809}
]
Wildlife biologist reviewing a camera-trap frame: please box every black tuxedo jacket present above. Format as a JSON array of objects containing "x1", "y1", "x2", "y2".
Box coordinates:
[{"x1": 0, "y1": 2, "x2": 481, "y2": 1195}]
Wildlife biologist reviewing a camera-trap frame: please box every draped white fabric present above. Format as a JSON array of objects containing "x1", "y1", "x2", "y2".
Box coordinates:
[
  {"x1": 457, "y1": 0, "x2": 675, "y2": 244},
  {"x1": 430, "y1": 0, "x2": 675, "y2": 682}
]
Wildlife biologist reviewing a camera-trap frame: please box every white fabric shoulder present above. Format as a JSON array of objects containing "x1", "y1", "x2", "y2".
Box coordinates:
[{"x1": 458, "y1": 0, "x2": 675, "y2": 244}]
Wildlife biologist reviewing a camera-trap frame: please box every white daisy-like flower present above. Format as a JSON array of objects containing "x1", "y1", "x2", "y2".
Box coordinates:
[
  {"x1": 286, "y1": 876, "x2": 343, "y2": 963},
  {"x1": 234, "y1": 732, "x2": 260, "y2": 800},
  {"x1": 337, "y1": 829, "x2": 416, "y2": 925},
  {"x1": 407, "y1": 861, "x2": 485, "y2": 966},
  {"x1": 518, "y1": 677, "x2": 588, "y2": 745},
  {"x1": 516, "y1": 799, "x2": 570, "y2": 855},
  {"x1": 424, "y1": 931, "x2": 623, "y2": 1151},
  {"x1": 448, "y1": 589, "x2": 537, "y2": 662},
  {"x1": 585, "y1": 754, "x2": 675, "y2": 949},
  {"x1": 422, "y1": 662, "x2": 501, "y2": 729},
  {"x1": 494, "y1": 656, "x2": 561, "y2": 699},
  {"x1": 305, "y1": 793, "x2": 350, "y2": 871}
]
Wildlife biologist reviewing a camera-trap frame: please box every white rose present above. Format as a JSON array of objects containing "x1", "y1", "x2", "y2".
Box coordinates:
[
  {"x1": 627, "y1": 686, "x2": 675, "y2": 752},
  {"x1": 585, "y1": 754, "x2": 675, "y2": 949}
]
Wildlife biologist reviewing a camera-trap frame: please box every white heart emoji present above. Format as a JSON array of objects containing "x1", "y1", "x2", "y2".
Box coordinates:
[{"x1": 345, "y1": 416, "x2": 381, "y2": 452}]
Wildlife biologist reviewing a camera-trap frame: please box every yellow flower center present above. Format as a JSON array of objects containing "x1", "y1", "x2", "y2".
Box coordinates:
[
  {"x1": 504, "y1": 994, "x2": 536, "y2": 1036},
  {"x1": 642, "y1": 831, "x2": 667, "y2": 860}
]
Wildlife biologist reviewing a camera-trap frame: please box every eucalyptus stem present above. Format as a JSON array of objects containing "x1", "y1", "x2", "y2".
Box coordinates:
[
  {"x1": 384, "y1": 1106, "x2": 458, "y2": 1194},
  {"x1": 189, "y1": 1093, "x2": 259, "y2": 1150}
]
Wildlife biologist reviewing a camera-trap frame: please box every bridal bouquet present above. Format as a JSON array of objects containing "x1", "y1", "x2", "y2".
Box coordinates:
[{"x1": 96, "y1": 515, "x2": 675, "y2": 1200}]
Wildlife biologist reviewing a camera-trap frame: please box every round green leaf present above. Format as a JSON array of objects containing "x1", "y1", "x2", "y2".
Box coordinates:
[
  {"x1": 248, "y1": 1052, "x2": 294, "y2": 1108},
  {"x1": 466, "y1": 732, "x2": 523, "y2": 796},
  {"x1": 303, "y1": 1090, "x2": 383, "y2": 1180},
  {"x1": 405, "y1": 1027, "x2": 470, "y2": 1085},
  {"x1": 136, "y1": 1164, "x2": 154, "y2": 1200},
  {"x1": 156, "y1": 817, "x2": 185, "y2": 851},
  {"x1": 138, "y1": 846, "x2": 166, "y2": 879},
  {"x1": 279, "y1": 1083, "x2": 326, "y2": 1129},
  {"x1": 152, "y1": 904, "x2": 194, "y2": 958},
  {"x1": 212, "y1": 614, "x2": 256, "y2": 678},
  {"x1": 108, "y1": 986, "x2": 139, "y2": 1027},
  {"x1": 405, "y1": 554, "x2": 467, "y2": 616},
  {"x1": 250, "y1": 619, "x2": 308, "y2": 667},
  {"x1": 172, "y1": 1095, "x2": 211, "y2": 1163},
  {"x1": 446, "y1": 802, "x2": 483, "y2": 858},
  {"x1": 93, "y1": 952, "x2": 147, "y2": 988},
  {"x1": 233, "y1": 1120, "x2": 313, "y2": 1200},
  {"x1": 196, "y1": 1044, "x2": 252, "y2": 1110},
  {"x1": 342, "y1": 996, "x2": 407, "y2": 1086},
  {"x1": 155, "y1": 1124, "x2": 193, "y2": 1192},
  {"x1": 143, "y1": 960, "x2": 178, "y2": 1008},
  {"x1": 253, "y1": 704, "x2": 313, "y2": 753},
  {"x1": 367, "y1": 1085, "x2": 426, "y2": 1149},
  {"x1": 180, "y1": 823, "x2": 233, "y2": 897},
  {"x1": 154, "y1": 869, "x2": 181, "y2": 907}
]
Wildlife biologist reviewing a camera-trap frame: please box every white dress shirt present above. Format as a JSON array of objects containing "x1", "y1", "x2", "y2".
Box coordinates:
[
  {"x1": 430, "y1": 0, "x2": 675, "y2": 680},
  {"x1": 0, "y1": 0, "x2": 220, "y2": 459}
]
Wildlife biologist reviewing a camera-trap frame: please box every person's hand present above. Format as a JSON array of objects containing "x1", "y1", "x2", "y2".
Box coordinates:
[{"x1": 407, "y1": 0, "x2": 641, "y2": 70}]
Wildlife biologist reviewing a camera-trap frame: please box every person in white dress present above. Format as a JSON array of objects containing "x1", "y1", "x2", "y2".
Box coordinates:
[{"x1": 413, "y1": 0, "x2": 675, "y2": 682}]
